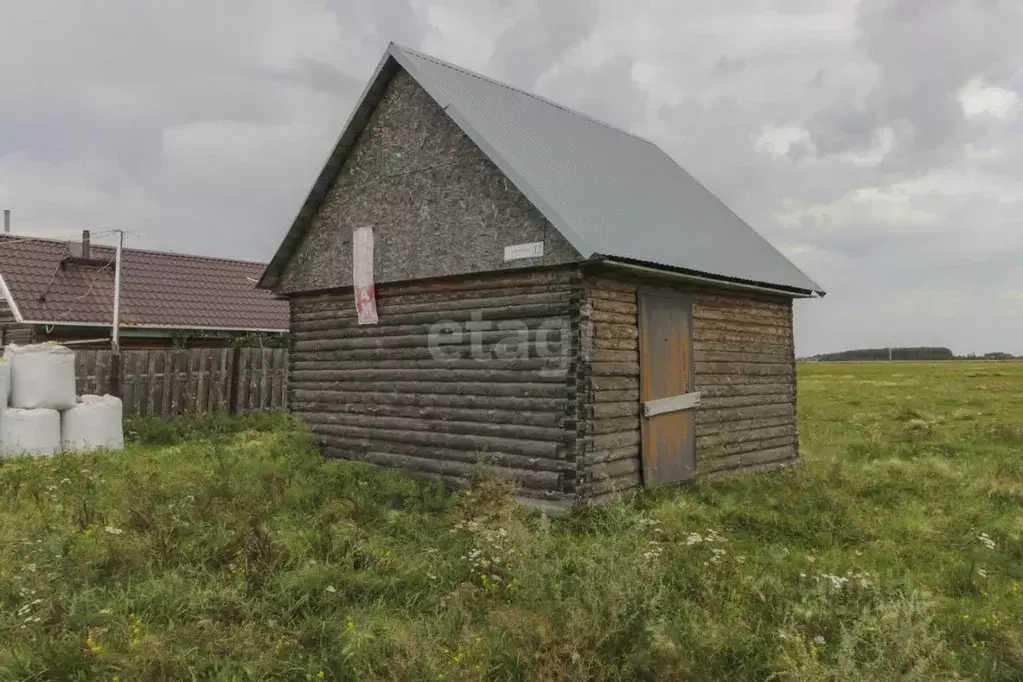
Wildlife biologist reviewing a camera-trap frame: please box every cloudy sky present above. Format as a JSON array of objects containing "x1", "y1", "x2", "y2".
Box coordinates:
[{"x1": 1, "y1": 0, "x2": 1021, "y2": 356}]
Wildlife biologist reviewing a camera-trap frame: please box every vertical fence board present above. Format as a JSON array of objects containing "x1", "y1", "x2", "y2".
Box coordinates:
[
  {"x1": 208, "y1": 350, "x2": 217, "y2": 411},
  {"x1": 258, "y1": 349, "x2": 269, "y2": 410},
  {"x1": 277, "y1": 349, "x2": 288, "y2": 409},
  {"x1": 135, "y1": 352, "x2": 144, "y2": 415},
  {"x1": 157, "y1": 352, "x2": 170, "y2": 415},
  {"x1": 237, "y1": 349, "x2": 249, "y2": 412},
  {"x1": 214, "y1": 349, "x2": 226, "y2": 412},
  {"x1": 122, "y1": 353, "x2": 135, "y2": 416},
  {"x1": 248, "y1": 349, "x2": 260, "y2": 411},
  {"x1": 234, "y1": 349, "x2": 245, "y2": 413},
  {"x1": 169, "y1": 352, "x2": 181, "y2": 415},
  {"x1": 74, "y1": 352, "x2": 85, "y2": 395},
  {"x1": 146, "y1": 352, "x2": 157, "y2": 415}
]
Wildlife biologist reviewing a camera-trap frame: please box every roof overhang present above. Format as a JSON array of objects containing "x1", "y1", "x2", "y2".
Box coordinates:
[
  {"x1": 17, "y1": 321, "x2": 287, "y2": 333},
  {"x1": 0, "y1": 274, "x2": 25, "y2": 322},
  {"x1": 596, "y1": 257, "x2": 823, "y2": 299}
]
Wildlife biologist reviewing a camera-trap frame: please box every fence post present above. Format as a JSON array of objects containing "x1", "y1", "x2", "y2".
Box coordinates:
[
  {"x1": 110, "y1": 353, "x2": 122, "y2": 398},
  {"x1": 228, "y1": 345, "x2": 241, "y2": 415}
]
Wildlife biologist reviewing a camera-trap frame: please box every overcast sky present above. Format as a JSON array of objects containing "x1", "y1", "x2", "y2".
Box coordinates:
[{"x1": 1, "y1": 0, "x2": 1021, "y2": 356}]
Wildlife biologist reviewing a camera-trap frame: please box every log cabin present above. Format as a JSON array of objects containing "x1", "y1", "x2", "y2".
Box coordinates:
[{"x1": 259, "y1": 43, "x2": 824, "y2": 510}]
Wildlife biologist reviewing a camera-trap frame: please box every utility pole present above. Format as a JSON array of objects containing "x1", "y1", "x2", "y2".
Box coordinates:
[{"x1": 111, "y1": 230, "x2": 124, "y2": 397}]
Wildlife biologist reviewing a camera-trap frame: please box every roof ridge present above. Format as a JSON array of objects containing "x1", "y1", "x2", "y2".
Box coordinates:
[
  {"x1": 0, "y1": 234, "x2": 268, "y2": 268},
  {"x1": 392, "y1": 44, "x2": 652, "y2": 145}
]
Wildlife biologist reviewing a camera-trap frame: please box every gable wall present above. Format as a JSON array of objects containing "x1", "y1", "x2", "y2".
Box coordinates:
[
  {"x1": 577, "y1": 273, "x2": 799, "y2": 501},
  {"x1": 278, "y1": 69, "x2": 581, "y2": 295}
]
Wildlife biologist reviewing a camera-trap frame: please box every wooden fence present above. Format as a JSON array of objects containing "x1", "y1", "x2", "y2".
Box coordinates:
[{"x1": 74, "y1": 348, "x2": 288, "y2": 417}]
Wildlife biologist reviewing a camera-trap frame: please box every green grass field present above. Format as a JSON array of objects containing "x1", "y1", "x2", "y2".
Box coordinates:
[{"x1": 0, "y1": 361, "x2": 1021, "y2": 681}]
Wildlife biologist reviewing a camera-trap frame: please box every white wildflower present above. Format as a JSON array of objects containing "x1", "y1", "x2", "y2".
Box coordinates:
[
  {"x1": 978, "y1": 568, "x2": 988, "y2": 578},
  {"x1": 104, "y1": 526, "x2": 124, "y2": 535},
  {"x1": 813, "y1": 636, "x2": 826, "y2": 646},
  {"x1": 325, "y1": 585, "x2": 337, "y2": 593},
  {"x1": 978, "y1": 533, "x2": 996, "y2": 550},
  {"x1": 685, "y1": 533, "x2": 703, "y2": 546}
]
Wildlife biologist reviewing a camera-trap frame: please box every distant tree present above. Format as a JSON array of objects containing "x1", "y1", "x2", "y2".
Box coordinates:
[{"x1": 814, "y1": 347, "x2": 954, "y2": 362}]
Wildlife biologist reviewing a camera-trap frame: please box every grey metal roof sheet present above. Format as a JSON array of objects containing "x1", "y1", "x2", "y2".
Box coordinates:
[{"x1": 260, "y1": 44, "x2": 823, "y2": 295}]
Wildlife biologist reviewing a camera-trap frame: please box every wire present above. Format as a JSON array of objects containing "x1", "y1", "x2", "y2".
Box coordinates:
[
  {"x1": 0, "y1": 230, "x2": 121, "y2": 250},
  {"x1": 52, "y1": 253, "x2": 118, "y2": 321}
]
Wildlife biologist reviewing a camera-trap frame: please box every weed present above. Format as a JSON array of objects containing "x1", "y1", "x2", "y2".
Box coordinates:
[{"x1": 0, "y1": 362, "x2": 1020, "y2": 679}]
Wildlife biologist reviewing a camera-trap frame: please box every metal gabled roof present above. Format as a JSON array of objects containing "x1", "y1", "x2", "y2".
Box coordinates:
[{"x1": 260, "y1": 43, "x2": 823, "y2": 296}]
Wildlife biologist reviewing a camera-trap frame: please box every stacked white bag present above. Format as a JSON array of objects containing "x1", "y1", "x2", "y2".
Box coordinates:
[
  {"x1": 7, "y1": 343, "x2": 77, "y2": 410},
  {"x1": 62, "y1": 395, "x2": 124, "y2": 452},
  {"x1": 0, "y1": 343, "x2": 124, "y2": 457},
  {"x1": 1, "y1": 409, "x2": 61, "y2": 457},
  {"x1": 0, "y1": 358, "x2": 9, "y2": 411}
]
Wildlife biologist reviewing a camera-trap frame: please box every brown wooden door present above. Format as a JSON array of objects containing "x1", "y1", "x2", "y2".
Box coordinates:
[{"x1": 638, "y1": 288, "x2": 696, "y2": 486}]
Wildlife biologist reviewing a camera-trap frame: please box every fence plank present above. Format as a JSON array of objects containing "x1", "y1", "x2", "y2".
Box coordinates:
[
  {"x1": 169, "y1": 352, "x2": 181, "y2": 415},
  {"x1": 259, "y1": 349, "x2": 269, "y2": 410},
  {"x1": 193, "y1": 350, "x2": 204, "y2": 414},
  {"x1": 214, "y1": 348, "x2": 225, "y2": 412},
  {"x1": 241, "y1": 349, "x2": 253, "y2": 413},
  {"x1": 83, "y1": 352, "x2": 96, "y2": 394},
  {"x1": 101, "y1": 351, "x2": 113, "y2": 395},
  {"x1": 146, "y1": 352, "x2": 157, "y2": 415},
  {"x1": 269, "y1": 349, "x2": 281, "y2": 409}
]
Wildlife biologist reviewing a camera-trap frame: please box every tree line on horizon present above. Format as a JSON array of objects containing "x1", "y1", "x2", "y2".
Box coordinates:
[{"x1": 802, "y1": 347, "x2": 1016, "y2": 362}]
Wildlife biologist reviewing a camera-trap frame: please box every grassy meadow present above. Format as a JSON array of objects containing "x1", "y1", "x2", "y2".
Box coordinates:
[{"x1": 0, "y1": 361, "x2": 1021, "y2": 680}]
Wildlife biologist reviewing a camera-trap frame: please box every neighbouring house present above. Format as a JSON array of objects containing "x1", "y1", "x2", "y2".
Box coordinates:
[
  {"x1": 0, "y1": 231, "x2": 288, "y2": 349},
  {"x1": 259, "y1": 43, "x2": 824, "y2": 509}
]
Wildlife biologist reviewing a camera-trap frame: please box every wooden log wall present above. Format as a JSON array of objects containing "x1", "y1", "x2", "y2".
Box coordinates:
[
  {"x1": 576, "y1": 278, "x2": 643, "y2": 500},
  {"x1": 577, "y1": 276, "x2": 798, "y2": 501},
  {"x1": 288, "y1": 268, "x2": 581, "y2": 502}
]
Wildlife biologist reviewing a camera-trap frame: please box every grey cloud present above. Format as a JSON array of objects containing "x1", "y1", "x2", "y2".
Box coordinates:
[
  {"x1": 0, "y1": 0, "x2": 1020, "y2": 355},
  {"x1": 808, "y1": 0, "x2": 1023, "y2": 167},
  {"x1": 488, "y1": 0, "x2": 599, "y2": 86}
]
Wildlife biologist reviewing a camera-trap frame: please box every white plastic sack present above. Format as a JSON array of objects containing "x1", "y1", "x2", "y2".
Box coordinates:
[
  {"x1": 61, "y1": 394, "x2": 124, "y2": 453},
  {"x1": 5, "y1": 343, "x2": 77, "y2": 410},
  {"x1": 0, "y1": 408, "x2": 61, "y2": 457},
  {"x1": 0, "y1": 357, "x2": 9, "y2": 409}
]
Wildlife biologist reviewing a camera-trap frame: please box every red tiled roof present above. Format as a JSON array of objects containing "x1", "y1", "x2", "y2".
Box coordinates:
[{"x1": 0, "y1": 235, "x2": 288, "y2": 331}]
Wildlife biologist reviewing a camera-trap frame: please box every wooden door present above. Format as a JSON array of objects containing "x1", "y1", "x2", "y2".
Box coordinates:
[{"x1": 638, "y1": 288, "x2": 697, "y2": 486}]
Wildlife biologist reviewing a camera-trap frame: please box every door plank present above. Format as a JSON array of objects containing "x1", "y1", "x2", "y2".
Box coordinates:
[
  {"x1": 638, "y1": 288, "x2": 696, "y2": 486},
  {"x1": 643, "y1": 391, "x2": 701, "y2": 417}
]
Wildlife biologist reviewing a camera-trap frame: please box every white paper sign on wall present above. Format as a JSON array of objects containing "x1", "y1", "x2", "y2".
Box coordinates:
[
  {"x1": 352, "y1": 226, "x2": 378, "y2": 325},
  {"x1": 503, "y1": 241, "x2": 544, "y2": 262}
]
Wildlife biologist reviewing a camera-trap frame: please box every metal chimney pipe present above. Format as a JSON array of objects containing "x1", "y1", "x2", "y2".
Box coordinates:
[
  {"x1": 82, "y1": 229, "x2": 91, "y2": 260},
  {"x1": 3, "y1": 210, "x2": 9, "y2": 234}
]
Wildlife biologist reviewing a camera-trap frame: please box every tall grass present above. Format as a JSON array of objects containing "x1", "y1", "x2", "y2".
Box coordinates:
[{"x1": 0, "y1": 361, "x2": 1020, "y2": 680}]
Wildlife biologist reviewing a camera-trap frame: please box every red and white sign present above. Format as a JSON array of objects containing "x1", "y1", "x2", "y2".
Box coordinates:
[{"x1": 352, "y1": 226, "x2": 378, "y2": 325}]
